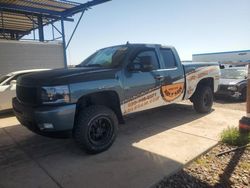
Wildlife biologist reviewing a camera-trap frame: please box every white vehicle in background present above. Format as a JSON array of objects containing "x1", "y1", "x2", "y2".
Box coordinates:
[{"x1": 0, "y1": 69, "x2": 49, "y2": 111}]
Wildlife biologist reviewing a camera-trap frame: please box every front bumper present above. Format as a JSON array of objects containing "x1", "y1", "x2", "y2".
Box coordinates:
[{"x1": 13, "y1": 98, "x2": 76, "y2": 136}]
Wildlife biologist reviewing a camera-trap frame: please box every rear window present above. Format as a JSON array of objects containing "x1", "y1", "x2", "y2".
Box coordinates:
[{"x1": 160, "y1": 49, "x2": 177, "y2": 68}]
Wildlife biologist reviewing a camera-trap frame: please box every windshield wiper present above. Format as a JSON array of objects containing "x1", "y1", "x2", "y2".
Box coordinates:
[
  {"x1": 84, "y1": 64, "x2": 103, "y2": 67},
  {"x1": 75, "y1": 64, "x2": 82, "y2": 67},
  {"x1": 75, "y1": 64, "x2": 102, "y2": 68}
]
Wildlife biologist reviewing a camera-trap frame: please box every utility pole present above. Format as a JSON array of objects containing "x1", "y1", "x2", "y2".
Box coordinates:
[{"x1": 239, "y1": 64, "x2": 250, "y2": 132}]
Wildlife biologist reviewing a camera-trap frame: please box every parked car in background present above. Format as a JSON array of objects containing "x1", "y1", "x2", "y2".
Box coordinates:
[
  {"x1": 0, "y1": 69, "x2": 49, "y2": 111},
  {"x1": 216, "y1": 67, "x2": 248, "y2": 101}
]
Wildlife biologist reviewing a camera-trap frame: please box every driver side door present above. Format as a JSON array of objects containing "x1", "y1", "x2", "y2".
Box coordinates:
[{"x1": 122, "y1": 48, "x2": 163, "y2": 115}]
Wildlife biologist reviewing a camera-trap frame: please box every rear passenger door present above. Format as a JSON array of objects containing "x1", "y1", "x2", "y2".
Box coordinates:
[{"x1": 157, "y1": 47, "x2": 185, "y2": 103}]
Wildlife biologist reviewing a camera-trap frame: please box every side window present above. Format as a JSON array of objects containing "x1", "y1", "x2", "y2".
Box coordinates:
[
  {"x1": 160, "y1": 49, "x2": 177, "y2": 68},
  {"x1": 133, "y1": 50, "x2": 160, "y2": 70}
]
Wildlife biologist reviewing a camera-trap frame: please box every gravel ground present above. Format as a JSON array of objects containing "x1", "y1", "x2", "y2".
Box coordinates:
[{"x1": 156, "y1": 144, "x2": 250, "y2": 188}]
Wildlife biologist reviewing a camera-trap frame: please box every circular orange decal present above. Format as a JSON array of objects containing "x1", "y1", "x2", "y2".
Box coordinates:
[{"x1": 161, "y1": 83, "x2": 184, "y2": 102}]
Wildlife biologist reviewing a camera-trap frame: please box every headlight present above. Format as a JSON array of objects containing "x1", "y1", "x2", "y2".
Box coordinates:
[
  {"x1": 41, "y1": 85, "x2": 70, "y2": 104},
  {"x1": 227, "y1": 86, "x2": 237, "y2": 91}
]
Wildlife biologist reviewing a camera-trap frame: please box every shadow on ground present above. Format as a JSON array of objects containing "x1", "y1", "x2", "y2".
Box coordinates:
[
  {"x1": 215, "y1": 95, "x2": 244, "y2": 104},
  {"x1": 0, "y1": 110, "x2": 14, "y2": 119}
]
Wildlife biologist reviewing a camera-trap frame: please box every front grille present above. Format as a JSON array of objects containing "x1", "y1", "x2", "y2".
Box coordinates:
[{"x1": 16, "y1": 85, "x2": 38, "y2": 105}]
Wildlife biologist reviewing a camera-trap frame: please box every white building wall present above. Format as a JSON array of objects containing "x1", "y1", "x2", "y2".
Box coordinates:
[
  {"x1": 0, "y1": 40, "x2": 64, "y2": 76},
  {"x1": 192, "y1": 50, "x2": 250, "y2": 63}
]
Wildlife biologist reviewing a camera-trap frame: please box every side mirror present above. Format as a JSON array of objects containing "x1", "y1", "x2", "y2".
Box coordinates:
[
  {"x1": 10, "y1": 80, "x2": 17, "y2": 86},
  {"x1": 127, "y1": 62, "x2": 143, "y2": 72}
]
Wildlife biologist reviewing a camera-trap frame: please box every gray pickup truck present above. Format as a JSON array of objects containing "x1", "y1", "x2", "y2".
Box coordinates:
[{"x1": 13, "y1": 44, "x2": 220, "y2": 154}]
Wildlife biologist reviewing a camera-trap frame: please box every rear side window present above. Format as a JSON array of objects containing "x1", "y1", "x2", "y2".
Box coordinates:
[{"x1": 160, "y1": 49, "x2": 177, "y2": 68}]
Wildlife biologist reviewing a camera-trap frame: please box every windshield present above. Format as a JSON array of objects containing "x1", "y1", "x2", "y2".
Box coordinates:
[
  {"x1": 77, "y1": 46, "x2": 128, "y2": 68},
  {"x1": 0, "y1": 75, "x2": 10, "y2": 84},
  {"x1": 221, "y1": 69, "x2": 247, "y2": 79}
]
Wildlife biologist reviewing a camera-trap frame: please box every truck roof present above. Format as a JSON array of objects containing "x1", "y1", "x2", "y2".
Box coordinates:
[
  {"x1": 101, "y1": 43, "x2": 175, "y2": 50},
  {"x1": 6, "y1": 69, "x2": 50, "y2": 77}
]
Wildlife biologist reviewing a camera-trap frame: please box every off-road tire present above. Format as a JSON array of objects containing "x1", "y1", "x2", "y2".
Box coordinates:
[
  {"x1": 74, "y1": 105, "x2": 118, "y2": 154},
  {"x1": 192, "y1": 86, "x2": 213, "y2": 113}
]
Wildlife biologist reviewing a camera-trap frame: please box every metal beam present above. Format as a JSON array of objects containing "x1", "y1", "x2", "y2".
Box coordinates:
[
  {"x1": 10, "y1": 32, "x2": 15, "y2": 40},
  {"x1": 0, "y1": 28, "x2": 29, "y2": 34},
  {"x1": 66, "y1": 10, "x2": 85, "y2": 49},
  {"x1": 37, "y1": 15, "x2": 44, "y2": 41},
  {"x1": 52, "y1": 23, "x2": 55, "y2": 40},
  {"x1": 61, "y1": 19, "x2": 68, "y2": 68},
  {"x1": 50, "y1": 23, "x2": 62, "y2": 35},
  {"x1": 62, "y1": 0, "x2": 111, "y2": 17},
  {"x1": 18, "y1": 16, "x2": 60, "y2": 41}
]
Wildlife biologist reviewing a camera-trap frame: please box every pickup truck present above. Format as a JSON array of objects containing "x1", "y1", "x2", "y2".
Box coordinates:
[{"x1": 13, "y1": 44, "x2": 220, "y2": 154}]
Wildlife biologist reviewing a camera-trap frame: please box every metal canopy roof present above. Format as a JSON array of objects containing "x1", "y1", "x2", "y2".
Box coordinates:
[{"x1": 0, "y1": 0, "x2": 110, "y2": 40}]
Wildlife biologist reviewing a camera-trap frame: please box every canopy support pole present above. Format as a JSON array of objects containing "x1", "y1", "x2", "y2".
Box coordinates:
[
  {"x1": 37, "y1": 15, "x2": 44, "y2": 42},
  {"x1": 61, "y1": 19, "x2": 67, "y2": 68}
]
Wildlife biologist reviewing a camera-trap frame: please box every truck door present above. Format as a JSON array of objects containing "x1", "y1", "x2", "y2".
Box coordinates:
[
  {"x1": 156, "y1": 47, "x2": 185, "y2": 103},
  {"x1": 122, "y1": 48, "x2": 163, "y2": 115}
]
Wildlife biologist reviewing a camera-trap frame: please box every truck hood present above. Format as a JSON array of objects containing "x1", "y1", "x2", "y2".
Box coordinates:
[
  {"x1": 17, "y1": 67, "x2": 117, "y2": 86},
  {"x1": 219, "y1": 78, "x2": 245, "y2": 86}
]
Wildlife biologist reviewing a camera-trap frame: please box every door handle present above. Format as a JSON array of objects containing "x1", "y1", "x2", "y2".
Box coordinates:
[{"x1": 154, "y1": 75, "x2": 164, "y2": 81}]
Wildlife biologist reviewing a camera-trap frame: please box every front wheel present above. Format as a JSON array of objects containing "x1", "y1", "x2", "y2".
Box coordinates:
[
  {"x1": 74, "y1": 105, "x2": 118, "y2": 154},
  {"x1": 192, "y1": 86, "x2": 214, "y2": 113}
]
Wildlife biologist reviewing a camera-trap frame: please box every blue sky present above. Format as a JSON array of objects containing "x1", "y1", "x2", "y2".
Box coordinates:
[{"x1": 36, "y1": 0, "x2": 250, "y2": 65}]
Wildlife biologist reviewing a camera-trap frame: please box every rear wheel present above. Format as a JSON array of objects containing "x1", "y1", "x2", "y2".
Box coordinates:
[
  {"x1": 192, "y1": 86, "x2": 213, "y2": 113},
  {"x1": 74, "y1": 105, "x2": 118, "y2": 154}
]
